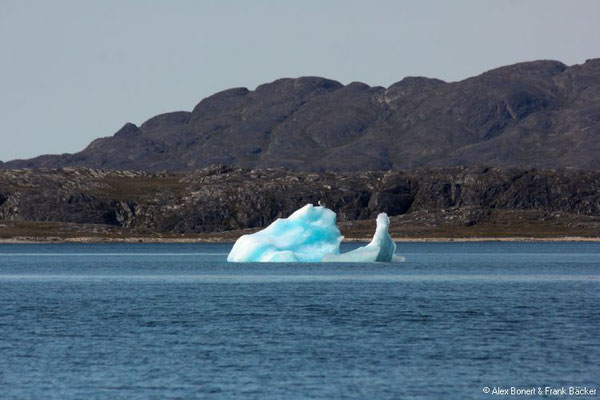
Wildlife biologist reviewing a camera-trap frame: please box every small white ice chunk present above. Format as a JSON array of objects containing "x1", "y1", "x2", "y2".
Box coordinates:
[
  {"x1": 322, "y1": 213, "x2": 396, "y2": 262},
  {"x1": 227, "y1": 204, "x2": 400, "y2": 263}
]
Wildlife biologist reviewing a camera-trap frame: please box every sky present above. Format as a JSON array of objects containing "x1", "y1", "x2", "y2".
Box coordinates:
[{"x1": 0, "y1": 0, "x2": 598, "y2": 162}]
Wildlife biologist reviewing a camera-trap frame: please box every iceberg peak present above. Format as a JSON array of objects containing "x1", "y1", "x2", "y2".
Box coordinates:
[{"x1": 227, "y1": 204, "x2": 343, "y2": 262}]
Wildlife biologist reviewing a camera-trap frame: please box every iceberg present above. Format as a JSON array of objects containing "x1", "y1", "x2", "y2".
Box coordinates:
[{"x1": 226, "y1": 204, "x2": 399, "y2": 263}]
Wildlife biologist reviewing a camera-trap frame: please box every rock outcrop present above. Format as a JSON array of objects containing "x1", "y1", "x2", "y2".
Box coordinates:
[{"x1": 1, "y1": 166, "x2": 599, "y2": 239}]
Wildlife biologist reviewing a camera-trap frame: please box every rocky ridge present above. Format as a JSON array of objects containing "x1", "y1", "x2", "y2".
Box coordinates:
[
  {"x1": 1, "y1": 166, "x2": 599, "y2": 240},
  {"x1": 2, "y1": 59, "x2": 600, "y2": 171}
]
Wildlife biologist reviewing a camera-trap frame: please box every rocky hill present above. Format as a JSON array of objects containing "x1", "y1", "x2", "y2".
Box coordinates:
[
  {"x1": 1, "y1": 166, "x2": 599, "y2": 240},
  {"x1": 2, "y1": 59, "x2": 599, "y2": 171}
]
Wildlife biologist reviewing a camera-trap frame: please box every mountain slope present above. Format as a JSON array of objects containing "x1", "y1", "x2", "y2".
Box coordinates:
[{"x1": 3, "y1": 59, "x2": 600, "y2": 171}]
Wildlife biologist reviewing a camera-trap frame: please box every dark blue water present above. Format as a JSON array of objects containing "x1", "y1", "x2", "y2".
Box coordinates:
[{"x1": 0, "y1": 242, "x2": 598, "y2": 399}]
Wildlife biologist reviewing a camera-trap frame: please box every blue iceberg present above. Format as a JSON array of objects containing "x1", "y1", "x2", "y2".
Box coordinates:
[{"x1": 226, "y1": 204, "x2": 399, "y2": 263}]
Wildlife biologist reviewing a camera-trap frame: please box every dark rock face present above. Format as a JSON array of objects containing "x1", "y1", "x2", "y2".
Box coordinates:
[
  {"x1": 1, "y1": 166, "x2": 599, "y2": 236},
  {"x1": 2, "y1": 59, "x2": 600, "y2": 171}
]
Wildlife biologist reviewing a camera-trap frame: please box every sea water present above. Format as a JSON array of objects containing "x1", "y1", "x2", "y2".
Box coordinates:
[{"x1": 0, "y1": 242, "x2": 598, "y2": 399}]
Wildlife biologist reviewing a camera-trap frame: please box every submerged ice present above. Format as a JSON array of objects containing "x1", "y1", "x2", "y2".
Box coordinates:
[{"x1": 226, "y1": 204, "x2": 398, "y2": 263}]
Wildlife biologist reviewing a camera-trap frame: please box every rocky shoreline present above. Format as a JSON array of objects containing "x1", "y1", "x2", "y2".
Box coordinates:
[{"x1": 1, "y1": 165, "x2": 600, "y2": 241}]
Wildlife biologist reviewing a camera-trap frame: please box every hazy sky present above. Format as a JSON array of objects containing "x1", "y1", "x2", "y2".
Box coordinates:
[{"x1": 0, "y1": 0, "x2": 598, "y2": 161}]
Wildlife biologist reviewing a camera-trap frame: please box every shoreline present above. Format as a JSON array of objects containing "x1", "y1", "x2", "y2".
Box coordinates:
[{"x1": 1, "y1": 236, "x2": 600, "y2": 244}]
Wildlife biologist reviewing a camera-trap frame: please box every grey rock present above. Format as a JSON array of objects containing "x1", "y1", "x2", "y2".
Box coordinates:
[{"x1": 0, "y1": 166, "x2": 599, "y2": 235}]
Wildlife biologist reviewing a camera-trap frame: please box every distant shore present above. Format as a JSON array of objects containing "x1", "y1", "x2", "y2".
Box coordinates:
[{"x1": 1, "y1": 236, "x2": 599, "y2": 244}]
